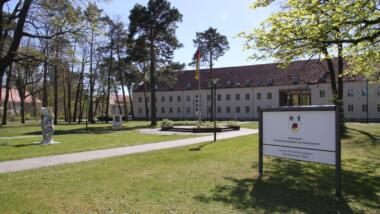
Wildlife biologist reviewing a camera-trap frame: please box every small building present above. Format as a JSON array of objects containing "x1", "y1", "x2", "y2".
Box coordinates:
[
  {"x1": 133, "y1": 59, "x2": 380, "y2": 122},
  {"x1": 0, "y1": 88, "x2": 42, "y2": 116}
]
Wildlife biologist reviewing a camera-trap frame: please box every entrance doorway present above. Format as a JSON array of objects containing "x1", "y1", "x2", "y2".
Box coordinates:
[{"x1": 279, "y1": 90, "x2": 311, "y2": 106}]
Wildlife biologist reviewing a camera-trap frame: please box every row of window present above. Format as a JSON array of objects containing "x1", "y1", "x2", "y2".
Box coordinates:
[
  {"x1": 347, "y1": 104, "x2": 380, "y2": 112},
  {"x1": 138, "y1": 87, "x2": 380, "y2": 103},
  {"x1": 138, "y1": 105, "x2": 263, "y2": 114}
]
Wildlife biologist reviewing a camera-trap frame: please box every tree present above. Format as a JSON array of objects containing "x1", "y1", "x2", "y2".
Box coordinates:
[
  {"x1": 128, "y1": 0, "x2": 183, "y2": 126},
  {"x1": 192, "y1": 27, "x2": 229, "y2": 121},
  {"x1": 84, "y1": 3, "x2": 103, "y2": 123},
  {"x1": 240, "y1": 0, "x2": 380, "y2": 131}
]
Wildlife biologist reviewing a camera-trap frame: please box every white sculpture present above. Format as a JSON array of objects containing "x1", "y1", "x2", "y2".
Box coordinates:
[{"x1": 40, "y1": 107, "x2": 56, "y2": 144}]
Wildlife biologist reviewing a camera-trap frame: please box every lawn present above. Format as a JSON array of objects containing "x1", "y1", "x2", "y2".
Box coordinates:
[
  {"x1": 0, "y1": 121, "x2": 258, "y2": 162},
  {"x1": 0, "y1": 122, "x2": 378, "y2": 213},
  {"x1": 0, "y1": 121, "x2": 197, "y2": 162}
]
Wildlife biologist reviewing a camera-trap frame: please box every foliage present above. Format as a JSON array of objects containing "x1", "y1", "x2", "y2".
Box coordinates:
[
  {"x1": 160, "y1": 118, "x2": 174, "y2": 129},
  {"x1": 240, "y1": 0, "x2": 380, "y2": 79},
  {"x1": 191, "y1": 27, "x2": 230, "y2": 68}
]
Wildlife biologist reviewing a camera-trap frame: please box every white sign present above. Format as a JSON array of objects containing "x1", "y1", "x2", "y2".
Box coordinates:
[{"x1": 262, "y1": 110, "x2": 336, "y2": 165}]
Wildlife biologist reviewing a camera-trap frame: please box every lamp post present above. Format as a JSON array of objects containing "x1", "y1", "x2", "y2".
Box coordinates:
[{"x1": 210, "y1": 78, "x2": 219, "y2": 142}]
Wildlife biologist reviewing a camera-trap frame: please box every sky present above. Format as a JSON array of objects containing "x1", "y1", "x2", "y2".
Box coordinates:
[{"x1": 98, "y1": 0, "x2": 278, "y2": 69}]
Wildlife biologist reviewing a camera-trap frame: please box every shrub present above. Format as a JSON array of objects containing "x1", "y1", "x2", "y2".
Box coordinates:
[{"x1": 160, "y1": 119, "x2": 174, "y2": 129}]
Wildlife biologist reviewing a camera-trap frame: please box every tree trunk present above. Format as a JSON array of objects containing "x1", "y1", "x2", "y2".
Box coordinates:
[
  {"x1": 73, "y1": 53, "x2": 85, "y2": 122},
  {"x1": 105, "y1": 37, "x2": 114, "y2": 123},
  {"x1": 63, "y1": 70, "x2": 67, "y2": 122},
  {"x1": 53, "y1": 57, "x2": 58, "y2": 125},
  {"x1": 143, "y1": 76, "x2": 149, "y2": 121},
  {"x1": 88, "y1": 30, "x2": 95, "y2": 123},
  {"x1": 0, "y1": 73, "x2": 3, "y2": 107},
  {"x1": 1, "y1": 64, "x2": 12, "y2": 125},
  {"x1": 127, "y1": 83, "x2": 135, "y2": 120},
  {"x1": 149, "y1": 39, "x2": 157, "y2": 126},
  {"x1": 68, "y1": 43, "x2": 75, "y2": 122},
  {"x1": 117, "y1": 46, "x2": 128, "y2": 121},
  {"x1": 42, "y1": 41, "x2": 49, "y2": 107},
  {"x1": 0, "y1": 0, "x2": 32, "y2": 78},
  {"x1": 114, "y1": 84, "x2": 122, "y2": 115}
]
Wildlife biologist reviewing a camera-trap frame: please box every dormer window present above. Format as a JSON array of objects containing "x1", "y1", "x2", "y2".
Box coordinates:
[
  {"x1": 245, "y1": 80, "x2": 251, "y2": 87},
  {"x1": 236, "y1": 82, "x2": 241, "y2": 88},
  {"x1": 226, "y1": 81, "x2": 232, "y2": 87},
  {"x1": 256, "y1": 81, "x2": 262, "y2": 86},
  {"x1": 267, "y1": 78, "x2": 273, "y2": 86},
  {"x1": 186, "y1": 83, "x2": 191, "y2": 89},
  {"x1": 154, "y1": 85, "x2": 158, "y2": 90},
  {"x1": 292, "y1": 75, "x2": 299, "y2": 84}
]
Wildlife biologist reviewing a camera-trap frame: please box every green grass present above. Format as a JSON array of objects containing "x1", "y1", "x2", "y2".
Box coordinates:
[
  {"x1": 0, "y1": 121, "x2": 196, "y2": 162},
  {"x1": 0, "y1": 122, "x2": 378, "y2": 213},
  {"x1": 0, "y1": 121, "x2": 258, "y2": 162}
]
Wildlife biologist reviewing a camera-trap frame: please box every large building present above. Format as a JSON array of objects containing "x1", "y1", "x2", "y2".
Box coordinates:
[{"x1": 133, "y1": 60, "x2": 380, "y2": 122}]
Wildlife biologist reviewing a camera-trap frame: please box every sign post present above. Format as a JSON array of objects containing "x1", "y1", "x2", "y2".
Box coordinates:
[{"x1": 258, "y1": 105, "x2": 341, "y2": 196}]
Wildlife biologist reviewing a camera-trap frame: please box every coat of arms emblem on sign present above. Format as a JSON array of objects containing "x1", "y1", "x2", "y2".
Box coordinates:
[{"x1": 288, "y1": 114, "x2": 301, "y2": 133}]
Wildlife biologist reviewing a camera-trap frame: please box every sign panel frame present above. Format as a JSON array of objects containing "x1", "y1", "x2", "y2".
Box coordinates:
[{"x1": 258, "y1": 105, "x2": 341, "y2": 196}]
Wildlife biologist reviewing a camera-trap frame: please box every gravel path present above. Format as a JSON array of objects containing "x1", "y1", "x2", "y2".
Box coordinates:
[{"x1": 0, "y1": 128, "x2": 257, "y2": 174}]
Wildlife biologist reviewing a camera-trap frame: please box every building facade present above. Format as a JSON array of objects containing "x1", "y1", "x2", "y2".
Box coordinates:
[{"x1": 133, "y1": 60, "x2": 380, "y2": 122}]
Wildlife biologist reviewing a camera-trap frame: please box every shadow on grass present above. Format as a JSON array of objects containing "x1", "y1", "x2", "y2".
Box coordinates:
[
  {"x1": 346, "y1": 127, "x2": 380, "y2": 145},
  {"x1": 194, "y1": 159, "x2": 380, "y2": 213},
  {"x1": 0, "y1": 142, "x2": 42, "y2": 147},
  {"x1": 24, "y1": 125, "x2": 151, "y2": 136},
  {"x1": 189, "y1": 142, "x2": 213, "y2": 151}
]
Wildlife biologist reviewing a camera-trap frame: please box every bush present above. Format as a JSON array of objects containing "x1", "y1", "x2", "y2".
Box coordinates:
[
  {"x1": 226, "y1": 120, "x2": 238, "y2": 126},
  {"x1": 160, "y1": 119, "x2": 174, "y2": 130}
]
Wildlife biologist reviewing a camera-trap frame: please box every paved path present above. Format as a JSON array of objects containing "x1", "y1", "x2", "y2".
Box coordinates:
[{"x1": 0, "y1": 128, "x2": 257, "y2": 174}]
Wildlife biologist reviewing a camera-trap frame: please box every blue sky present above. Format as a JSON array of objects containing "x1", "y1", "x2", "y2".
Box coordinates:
[{"x1": 99, "y1": 0, "x2": 278, "y2": 69}]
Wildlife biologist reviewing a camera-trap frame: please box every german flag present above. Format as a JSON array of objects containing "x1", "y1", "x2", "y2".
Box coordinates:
[{"x1": 195, "y1": 47, "x2": 201, "y2": 80}]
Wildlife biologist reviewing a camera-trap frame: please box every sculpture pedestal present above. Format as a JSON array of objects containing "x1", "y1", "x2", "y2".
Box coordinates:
[{"x1": 112, "y1": 115, "x2": 123, "y2": 128}]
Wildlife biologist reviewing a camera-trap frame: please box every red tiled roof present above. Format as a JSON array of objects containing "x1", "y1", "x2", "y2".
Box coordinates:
[
  {"x1": 135, "y1": 59, "x2": 360, "y2": 92},
  {"x1": 109, "y1": 93, "x2": 130, "y2": 105},
  {"x1": 1, "y1": 88, "x2": 42, "y2": 104}
]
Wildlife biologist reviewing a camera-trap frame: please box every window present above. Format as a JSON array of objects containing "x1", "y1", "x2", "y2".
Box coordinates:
[
  {"x1": 138, "y1": 97, "x2": 142, "y2": 103},
  {"x1": 348, "y1": 104, "x2": 354, "y2": 112},
  {"x1": 236, "y1": 94, "x2": 240, "y2": 101},
  {"x1": 186, "y1": 83, "x2": 191, "y2": 89},
  {"x1": 257, "y1": 93, "x2": 262, "y2": 100},
  {"x1": 377, "y1": 104, "x2": 380, "y2": 112},
  {"x1": 292, "y1": 75, "x2": 299, "y2": 84},
  {"x1": 208, "y1": 107, "x2": 212, "y2": 113},
  {"x1": 177, "y1": 107, "x2": 181, "y2": 113},
  {"x1": 245, "y1": 93, "x2": 250, "y2": 100},
  {"x1": 226, "y1": 81, "x2": 232, "y2": 87},
  {"x1": 169, "y1": 96, "x2": 173, "y2": 102},
  {"x1": 138, "y1": 108, "x2": 142, "y2": 113},
  {"x1": 161, "y1": 96, "x2": 165, "y2": 102},
  {"x1": 245, "y1": 106, "x2": 250, "y2": 113},
  {"x1": 147, "y1": 97, "x2": 150, "y2": 103},
  {"x1": 226, "y1": 94, "x2": 231, "y2": 101},
  {"x1": 348, "y1": 89, "x2": 354, "y2": 97},
  {"x1": 362, "y1": 88, "x2": 367, "y2": 96},
  {"x1": 226, "y1": 107, "x2": 231, "y2": 113},
  {"x1": 161, "y1": 107, "x2": 165, "y2": 114},
  {"x1": 236, "y1": 106, "x2": 241, "y2": 113},
  {"x1": 362, "y1": 104, "x2": 368, "y2": 112},
  {"x1": 236, "y1": 82, "x2": 241, "y2": 87},
  {"x1": 217, "y1": 106, "x2": 221, "y2": 113},
  {"x1": 257, "y1": 106, "x2": 261, "y2": 112},
  {"x1": 207, "y1": 95, "x2": 211, "y2": 101},
  {"x1": 177, "y1": 96, "x2": 181, "y2": 102},
  {"x1": 187, "y1": 96, "x2": 191, "y2": 102},
  {"x1": 377, "y1": 87, "x2": 380, "y2": 96},
  {"x1": 217, "y1": 94, "x2": 222, "y2": 101},
  {"x1": 245, "y1": 80, "x2": 251, "y2": 87},
  {"x1": 169, "y1": 107, "x2": 173, "y2": 113},
  {"x1": 186, "y1": 107, "x2": 191, "y2": 114},
  {"x1": 267, "y1": 78, "x2": 273, "y2": 86},
  {"x1": 267, "y1": 92, "x2": 272, "y2": 100},
  {"x1": 320, "y1": 90, "x2": 325, "y2": 98}
]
